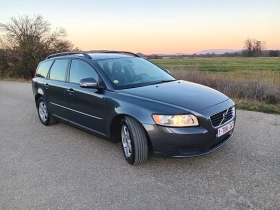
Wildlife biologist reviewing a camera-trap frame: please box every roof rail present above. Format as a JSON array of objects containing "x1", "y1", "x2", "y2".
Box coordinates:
[
  {"x1": 46, "y1": 51, "x2": 92, "y2": 60},
  {"x1": 98, "y1": 51, "x2": 140, "y2": 57}
]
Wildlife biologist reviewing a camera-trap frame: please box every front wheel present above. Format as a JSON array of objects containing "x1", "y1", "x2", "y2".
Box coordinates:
[{"x1": 121, "y1": 117, "x2": 148, "y2": 165}]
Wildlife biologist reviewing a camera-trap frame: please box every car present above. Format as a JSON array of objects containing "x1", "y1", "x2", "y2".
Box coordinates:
[{"x1": 32, "y1": 51, "x2": 236, "y2": 165}]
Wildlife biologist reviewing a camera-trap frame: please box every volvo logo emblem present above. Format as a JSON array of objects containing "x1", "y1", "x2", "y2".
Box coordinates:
[{"x1": 219, "y1": 109, "x2": 229, "y2": 125}]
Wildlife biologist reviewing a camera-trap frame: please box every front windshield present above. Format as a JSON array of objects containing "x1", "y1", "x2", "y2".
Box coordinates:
[{"x1": 96, "y1": 57, "x2": 175, "y2": 89}]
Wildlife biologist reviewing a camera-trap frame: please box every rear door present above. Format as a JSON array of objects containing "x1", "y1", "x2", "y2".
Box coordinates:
[
  {"x1": 65, "y1": 59, "x2": 106, "y2": 134},
  {"x1": 46, "y1": 59, "x2": 69, "y2": 120}
]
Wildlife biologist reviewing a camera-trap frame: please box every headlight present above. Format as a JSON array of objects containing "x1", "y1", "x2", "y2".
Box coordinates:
[{"x1": 152, "y1": 114, "x2": 199, "y2": 127}]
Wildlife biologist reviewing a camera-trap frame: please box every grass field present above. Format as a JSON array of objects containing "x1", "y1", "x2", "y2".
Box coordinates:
[
  {"x1": 150, "y1": 57, "x2": 280, "y2": 114},
  {"x1": 151, "y1": 57, "x2": 280, "y2": 72}
]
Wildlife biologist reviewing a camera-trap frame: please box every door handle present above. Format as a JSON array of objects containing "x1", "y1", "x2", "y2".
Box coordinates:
[
  {"x1": 67, "y1": 88, "x2": 75, "y2": 95},
  {"x1": 44, "y1": 83, "x2": 49, "y2": 89}
]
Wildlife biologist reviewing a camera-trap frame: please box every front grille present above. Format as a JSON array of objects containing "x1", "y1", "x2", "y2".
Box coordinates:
[{"x1": 210, "y1": 106, "x2": 235, "y2": 127}]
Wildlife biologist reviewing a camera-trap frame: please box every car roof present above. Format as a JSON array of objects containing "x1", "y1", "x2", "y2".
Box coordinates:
[
  {"x1": 88, "y1": 53, "x2": 134, "y2": 60},
  {"x1": 45, "y1": 51, "x2": 139, "y2": 61}
]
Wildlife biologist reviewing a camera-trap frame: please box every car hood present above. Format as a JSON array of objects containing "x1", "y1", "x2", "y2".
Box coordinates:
[{"x1": 120, "y1": 80, "x2": 229, "y2": 112}]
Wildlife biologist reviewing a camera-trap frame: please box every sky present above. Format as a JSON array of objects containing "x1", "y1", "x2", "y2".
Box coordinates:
[{"x1": 0, "y1": 0, "x2": 279, "y2": 54}]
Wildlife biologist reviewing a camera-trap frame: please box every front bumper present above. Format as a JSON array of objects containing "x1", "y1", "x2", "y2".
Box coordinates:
[{"x1": 143, "y1": 107, "x2": 236, "y2": 158}]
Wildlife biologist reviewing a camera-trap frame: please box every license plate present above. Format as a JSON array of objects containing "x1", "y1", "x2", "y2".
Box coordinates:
[{"x1": 217, "y1": 121, "x2": 234, "y2": 137}]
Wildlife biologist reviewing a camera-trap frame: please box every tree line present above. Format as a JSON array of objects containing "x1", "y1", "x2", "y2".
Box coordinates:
[
  {"x1": 0, "y1": 15, "x2": 77, "y2": 79},
  {"x1": 148, "y1": 38, "x2": 278, "y2": 59}
]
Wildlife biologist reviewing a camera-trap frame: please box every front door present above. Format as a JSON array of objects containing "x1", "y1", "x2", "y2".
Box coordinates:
[{"x1": 65, "y1": 59, "x2": 106, "y2": 134}]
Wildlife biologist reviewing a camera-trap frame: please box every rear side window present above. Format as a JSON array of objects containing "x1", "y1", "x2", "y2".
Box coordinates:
[
  {"x1": 36, "y1": 60, "x2": 53, "y2": 78},
  {"x1": 69, "y1": 60, "x2": 99, "y2": 84},
  {"x1": 49, "y1": 59, "x2": 69, "y2": 81}
]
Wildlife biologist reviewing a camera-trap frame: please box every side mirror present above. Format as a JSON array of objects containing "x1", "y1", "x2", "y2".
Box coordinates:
[{"x1": 79, "y1": 78, "x2": 98, "y2": 88}]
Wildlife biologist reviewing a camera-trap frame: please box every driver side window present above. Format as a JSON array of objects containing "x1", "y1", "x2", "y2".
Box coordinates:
[{"x1": 69, "y1": 60, "x2": 99, "y2": 84}]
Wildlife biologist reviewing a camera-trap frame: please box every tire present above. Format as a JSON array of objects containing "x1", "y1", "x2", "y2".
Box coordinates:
[
  {"x1": 37, "y1": 97, "x2": 56, "y2": 126},
  {"x1": 120, "y1": 116, "x2": 148, "y2": 165}
]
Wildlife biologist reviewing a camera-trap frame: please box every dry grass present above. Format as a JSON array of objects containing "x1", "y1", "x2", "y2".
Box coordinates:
[
  {"x1": 0, "y1": 77, "x2": 31, "y2": 83},
  {"x1": 232, "y1": 98, "x2": 280, "y2": 114},
  {"x1": 171, "y1": 69, "x2": 280, "y2": 109}
]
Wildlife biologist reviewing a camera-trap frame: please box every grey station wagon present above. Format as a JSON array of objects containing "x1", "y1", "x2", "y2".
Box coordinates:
[{"x1": 32, "y1": 51, "x2": 236, "y2": 165}]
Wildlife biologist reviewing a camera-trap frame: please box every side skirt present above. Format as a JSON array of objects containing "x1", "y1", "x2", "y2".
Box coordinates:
[{"x1": 52, "y1": 114, "x2": 111, "y2": 140}]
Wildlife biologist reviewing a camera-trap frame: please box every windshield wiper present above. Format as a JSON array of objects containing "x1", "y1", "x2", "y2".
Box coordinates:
[{"x1": 150, "y1": 79, "x2": 176, "y2": 85}]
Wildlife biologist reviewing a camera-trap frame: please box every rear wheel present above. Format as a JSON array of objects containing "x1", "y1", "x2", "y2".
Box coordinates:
[
  {"x1": 121, "y1": 116, "x2": 148, "y2": 165},
  {"x1": 37, "y1": 97, "x2": 56, "y2": 126}
]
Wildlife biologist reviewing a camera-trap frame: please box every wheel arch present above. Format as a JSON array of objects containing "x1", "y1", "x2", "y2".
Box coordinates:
[
  {"x1": 109, "y1": 114, "x2": 152, "y2": 147},
  {"x1": 35, "y1": 94, "x2": 50, "y2": 111},
  {"x1": 35, "y1": 93, "x2": 43, "y2": 108}
]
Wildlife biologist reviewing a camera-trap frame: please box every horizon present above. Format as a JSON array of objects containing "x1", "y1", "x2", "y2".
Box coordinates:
[{"x1": 0, "y1": 0, "x2": 279, "y2": 54}]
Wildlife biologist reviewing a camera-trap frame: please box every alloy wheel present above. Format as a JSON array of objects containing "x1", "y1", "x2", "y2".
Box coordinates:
[
  {"x1": 121, "y1": 125, "x2": 132, "y2": 158},
  {"x1": 38, "y1": 101, "x2": 48, "y2": 123}
]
